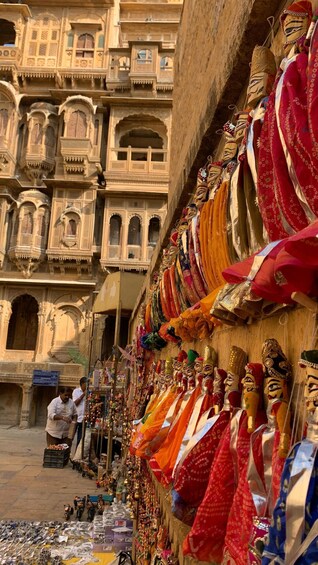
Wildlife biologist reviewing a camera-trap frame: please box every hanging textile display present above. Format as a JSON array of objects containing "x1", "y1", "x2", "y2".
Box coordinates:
[
  {"x1": 262, "y1": 349, "x2": 318, "y2": 564},
  {"x1": 257, "y1": 1, "x2": 314, "y2": 239}
]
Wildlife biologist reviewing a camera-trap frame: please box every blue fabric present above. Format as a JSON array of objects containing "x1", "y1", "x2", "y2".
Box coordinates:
[{"x1": 262, "y1": 441, "x2": 318, "y2": 564}]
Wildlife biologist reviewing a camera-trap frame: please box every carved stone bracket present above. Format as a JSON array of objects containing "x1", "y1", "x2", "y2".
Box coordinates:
[{"x1": 11, "y1": 256, "x2": 41, "y2": 278}]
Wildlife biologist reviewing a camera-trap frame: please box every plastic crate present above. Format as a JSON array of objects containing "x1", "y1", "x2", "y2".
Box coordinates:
[
  {"x1": 43, "y1": 447, "x2": 70, "y2": 468},
  {"x1": 87, "y1": 494, "x2": 114, "y2": 503}
]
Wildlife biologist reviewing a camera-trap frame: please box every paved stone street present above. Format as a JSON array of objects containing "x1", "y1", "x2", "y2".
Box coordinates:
[{"x1": 0, "y1": 425, "x2": 101, "y2": 522}]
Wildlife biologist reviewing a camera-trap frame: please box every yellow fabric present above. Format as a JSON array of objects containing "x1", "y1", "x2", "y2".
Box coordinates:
[
  {"x1": 66, "y1": 553, "x2": 116, "y2": 565},
  {"x1": 210, "y1": 181, "x2": 232, "y2": 286},
  {"x1": 200, "y1": 286, "x2": 224, "y2": 316},
  {"x1": 201, "y1": 200, "x2": 215, "y2": 291},
  {"x1": 198, "y1": 182, "x2": 232, "y2": 294}
]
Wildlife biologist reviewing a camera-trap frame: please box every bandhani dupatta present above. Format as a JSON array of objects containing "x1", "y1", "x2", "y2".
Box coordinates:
[
  {"x1": 224, "y1": 424, "x2": 284, "y2": 565},
  {"x1": 172, "y1": 410, "x2": 231, "y2": 525},
  {"x1": 308, "y1": 15, "x2": 318, "y2": 172},
  {"x1": 257, "y1": 77, "x2": 294, "y2": 240},
  {"x1": 277, "y1": 50, "x2": 318, "y2": 220}
]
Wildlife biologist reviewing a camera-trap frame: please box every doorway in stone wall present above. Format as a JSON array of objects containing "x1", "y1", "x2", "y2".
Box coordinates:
[
  {"x1": 32, "y1": 386, "x2": 56, "y2": 427},
  {"x1": 6, "y1": 294, "x2": 39, "y2": 350}
]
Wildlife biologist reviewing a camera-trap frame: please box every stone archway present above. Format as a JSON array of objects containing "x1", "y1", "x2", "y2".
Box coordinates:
[{"x1": 6, "y1": 294, "x2": 39, "y2": 350}]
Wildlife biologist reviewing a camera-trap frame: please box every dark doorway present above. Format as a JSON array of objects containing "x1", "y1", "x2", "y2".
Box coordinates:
[
  {"x1": 101, "y1": 315, "x2": 129, "y2": 360},
  {"x1": 6, "y1": 294, "x2": 39, "y2": 350},
  {"x1": 0, "y1": 20, "x2": 16, "y2": 46}
]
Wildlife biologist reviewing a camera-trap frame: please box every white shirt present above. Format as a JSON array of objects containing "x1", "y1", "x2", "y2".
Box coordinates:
[
  {"x1": 45, "y1": 396, "x2": 77, "y2": 439},
  {"x1": 72, "y1": 387, "x2": 86, "y2": 423}
]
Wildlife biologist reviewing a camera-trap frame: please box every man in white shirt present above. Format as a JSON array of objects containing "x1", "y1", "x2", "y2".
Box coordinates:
[
  {"x1": 45, "y1": 387, "x2": 77, "y2": 447},
  {"x1": 72, "y1": 377, "x2": 87, "y2": 447}
]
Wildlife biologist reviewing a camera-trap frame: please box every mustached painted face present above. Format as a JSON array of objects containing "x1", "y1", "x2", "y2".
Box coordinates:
[
  {"x1": 264, "y1": 375, "x2": 285, "y2": 401},
  {"x1": 194, "y1": 359, "x2": 203, "y2": 374},
  {"x1": 283, "y1": 14, "x2": 309, "y2": 52},
  {"x1": 242, "y1": 372, "x2": 257, "y2": 394},
  {"x1": 207, "y1": 164, "x2": 222, "y2": 189},
  {"x1": 304, "y1": 368, "x2": 318, "y2": 412},
  {"x1": 203, "y1": 362, "x2": 214, "y2": 378},
  {"x1": 224, "y1": 371, "x2": 239, "y2": 393},
  {"x1": 194, "y1": 185, "x2": 209, "y2": 207},
  {"x1": 246, "y1": 72, "x2": 270, "y2": 108},
  {"x1": 223, "y1": 139, "x2": 237, "y2": 162}
]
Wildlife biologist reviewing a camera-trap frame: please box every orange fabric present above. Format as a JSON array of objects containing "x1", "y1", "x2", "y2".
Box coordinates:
[
  {"x1": 159, "y1": 277, "x2": 171, "y2": 322},
  {"x1": 134, "y1": 388, "x2": 178, "y2": 458},
  {"x1": 145, "y1": 302, "x2": 152, "y2": 332},
  {"x1": 151, "y1": 386, "x2": 203, "y2": 485},
  {"x1": 200, "y1": 285, "x2": 224, "y2": 316}
]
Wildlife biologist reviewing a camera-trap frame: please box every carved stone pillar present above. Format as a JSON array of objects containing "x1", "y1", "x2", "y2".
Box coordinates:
[
  {"x1": 141, "y1": 212, "x2": 148, "y2": 262},
  {"x1": 121, "y1": 216, "x2": 128, "y2": 261},
  {"x1": 34, "y1": 303, "x2": 46, "y2": 361},
  {"x1": 0, "y1": 300, "x2": 12, "y2": 356},
  {"x1": 19, "y1": 384, "x2": 33, "y2": 429}
]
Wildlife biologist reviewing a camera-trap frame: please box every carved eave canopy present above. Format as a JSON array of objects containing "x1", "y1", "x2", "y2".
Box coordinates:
[
  {"x1": 0, "y1": 4, "x2": 31, "y2": 20},
  {"x1": 58, "y1": 95, "x2": 97, "y2": 116},
  {"x1": 25, "y1": 0, "x2": 113, "y2": 6}
]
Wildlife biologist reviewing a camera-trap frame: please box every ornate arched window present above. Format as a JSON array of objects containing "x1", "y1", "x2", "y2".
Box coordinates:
[
  {"x1": 160, "y1": 56, "x2": 173, "y2": 70},
  {"x1": 76, "y1": 33, "x2": 94, "y2": 58},
  {"x1": 31, "y1": 123, "x2": 43, "y2": 145},
  {"x1": 21, "y1": 210, "x2": 33, "y2": 235},
  {"x1": 6, "y1": 294, "x2": 39, "y2": 350},
  {"x1": 0, "y1": 109, "x2": 9, "y2": 136},
  {"x1": 66, "y1": 218, "x2": 77, "y2": 236},
  {"x1": 109, "y1": 214, "x2": 122, "y2": 246},
  {"x1": 67, "y1": 110, "x2": 87, "y2": 138},
  {"x1": 119, "y1": 56, "x2": 130, "y2": 70},
  {"x1": 128, "y1": 216, "x2": 141, "y2": 246},
  {"x1": 137, "y1": 49, "x2": 152, "y2": 63},
  {"x1": 148, "y1": 217, "x2": 160, "y2": 246}
]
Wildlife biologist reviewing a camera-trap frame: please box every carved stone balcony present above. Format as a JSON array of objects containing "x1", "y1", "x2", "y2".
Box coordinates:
[
  {"x1": 60, "y1": 138, "x2": 92, "y2": 176},
  {"x1": 0, "y1": 359, "x2": 84, "y2": 387},
  {"x1": 0, "y1": 46, "x2": 21, "y2": 71},
  {"x1": 107, "y1": 146, "x2": 168, "y2": 175},
  {"x1": 20, "y1": 145, "x2": 56, "y2": 183},
  {"x1": 101, "y1": 243, "x2": 151, "y2": 272}
]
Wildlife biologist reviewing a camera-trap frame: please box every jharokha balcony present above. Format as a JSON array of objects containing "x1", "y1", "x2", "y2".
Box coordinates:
[{"x1": 106, "y1": 146, "x2": 168, "y2": 175}]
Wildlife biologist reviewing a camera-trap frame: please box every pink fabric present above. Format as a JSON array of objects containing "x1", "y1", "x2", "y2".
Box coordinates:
[
  {"x1": 258, "y1": 69, "x2": 309, "y2": 237},
  {"x1": 278, "y1": 50, "x2": 318, "y2": 217},
  {"x1": 174, "y1": 410, "x2": 230, "y2": 509},
  {"x1": 188, "y1": 228, "x2": 208, "y2": 299},
  {"x1": 183, "y1": 412, "x2": 264, "y2": 563},
  {"x1": 257, "y1": 79, "x2": 291, "y2": 240},
  {"x1": 308, "y1": 17, "x2": 318, "y2": 171},
  {"x1": 224, "y1": 430, "x2": 285, "y2": 565}
]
